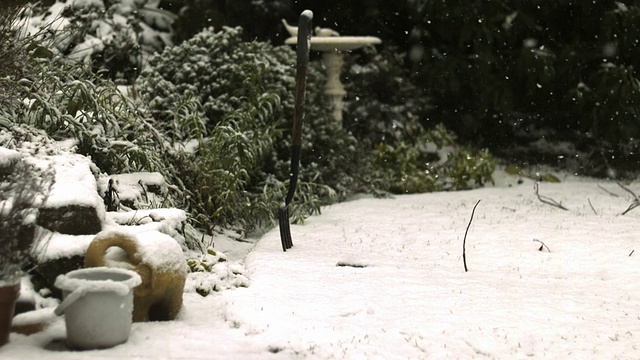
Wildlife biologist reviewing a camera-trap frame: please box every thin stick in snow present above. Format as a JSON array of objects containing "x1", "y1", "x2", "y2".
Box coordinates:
[
  {"x1": 534, "y1": 182, "x2": 568, "y2": 211},
  {"x1": 588, "y1": 198, "x2": 597, "y2": 215},
  {"x1": 621, "y1": 202, "x2": 640, "y2": 215},
  {"x1": 617, "y1": 182, "x2": 640, "y2": 215},
  {"x1": 463, "y1": 199, "x2": 481, "y2": 272},
  {"x1": 533, "y1": 238, "x2": 551, "y2": 252},
  {"x1": 616, "y1": 181, "x2": 638, "y2": 199},
  {"x1": 597, "y1": 184, "x2": 619, "y2": 197}
]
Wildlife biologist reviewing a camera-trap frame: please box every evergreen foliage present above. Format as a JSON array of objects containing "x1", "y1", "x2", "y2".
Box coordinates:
[
  {"x1": 21, "y1": 0, "x2": 174, "y2": 83},
  {"x1": 0, "y1": 3, "x2": 29, "y2": 106},
  {"x1": 344, "y1": 47, "x2": 495, "y2": 194},
  {"x1": 366, "y1": 124, "x2": 495, "y2": 194},
  {"x1": 0, "y1": 161, "x2": 54, "y2": 282},
  {"x1": 137, "y1": 26, "x2": 355, "y2": 232},
  {"x1": 409, "y1": 1, "x2": 640, "y2": 174},
  {"x1": 344, "y1": 47, "x2": 431, "y2": 146},
  {"x1": 283, "y1": 1, "x2": 640, "y2": 175},
  {"x1": 3, "y1": 57, "x2": 168, "y2": 177},
  {"x1": 159, "y1": 0, "x2": 289, "y2": 44}
]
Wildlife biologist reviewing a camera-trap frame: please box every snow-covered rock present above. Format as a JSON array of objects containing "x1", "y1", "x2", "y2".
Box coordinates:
[{"x1": 33, "y1": 154, "x2": 104, "y2": 235}]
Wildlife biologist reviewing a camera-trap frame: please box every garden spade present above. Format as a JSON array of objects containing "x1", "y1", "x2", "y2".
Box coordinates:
[{"x1": 279, "y1": 10, "x2": 313, "y2": 252}]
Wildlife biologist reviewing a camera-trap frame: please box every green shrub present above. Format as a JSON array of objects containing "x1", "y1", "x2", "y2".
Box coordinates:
[
  {"x1": 344, "y1": 46, "x2": 432, "y2": 146},
  {"x1": 365, "y1": 124, "x2": 495, "y2": 194},
  {"x1": 137, "y1": 26, "x2": 354, "y2": 233},
  {"x1": 0, "y1": 3, "x2": 30, "y2": 108},
  {"x1": 341, "y1": 47, "x2": 495, "y2": 194},
  {"x1": 159, "y1": 0, "x2": 289, "y2": 44},
  {"x1": 21, "y1": 0, "x2": 175, "y2": 83},
  {"x1": 412, "y1": 1, "x2": 640, "y2": 174},
  {"x1": 4, "y1": 57, "x2": 169, "y2": 177}
]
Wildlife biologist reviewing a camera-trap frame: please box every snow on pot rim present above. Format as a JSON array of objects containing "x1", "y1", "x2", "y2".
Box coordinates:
[{"x1": 54, "y1": 267, "x2": 141, "y2": 297}]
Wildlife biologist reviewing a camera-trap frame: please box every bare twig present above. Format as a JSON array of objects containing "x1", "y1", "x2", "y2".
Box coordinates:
[
  {"x1": 621, "y1": 201, "x2": 640, "y2": 215},
  {"x1": 616, "y1": 182, "x2": 640, "y2": 215},
  {"x1": 587, "y1": 198, "x2": 597, "y2": 215},
  {"x1": 629, "y1": 250, "x2": 635, "y2": 257},
  {"x1": 616, "y1": 182, "x2": 638, "y2": 199},
  {"x1": 463, "y1": 200, "x2": 481, "y2": 272},
  {"x1": 533, "y1": 238, "x2": 551, "y2": 252},
  {"x1": 534, "y1": 182, "x2": 569, "y2": 211},
  {"x1": 597, "y1": 184, "x2": 619, "y2": 197}
]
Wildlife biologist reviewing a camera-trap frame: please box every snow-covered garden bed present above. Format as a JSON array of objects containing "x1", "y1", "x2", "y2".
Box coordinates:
[{"x1": 3, "y1": 172, "x2": 640, "y2": 358}]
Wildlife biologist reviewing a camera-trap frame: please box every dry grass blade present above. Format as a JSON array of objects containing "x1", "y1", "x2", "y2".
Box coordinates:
[
  {"x1": 616, "y1": 182, "x2": 640, "y2": 216},
  {"x1": 534, "y1": 182, "x2": 568, "y2": 211},
  {"x1": 587, "y1": 198, "x2": 597, "y2": 215},
  {"x1": 597, "y1": 184, "x2": 619, "y2": 197}
]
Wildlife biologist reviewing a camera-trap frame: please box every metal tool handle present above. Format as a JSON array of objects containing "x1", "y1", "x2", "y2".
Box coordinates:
[{"x1": 285, "y1": 10, "x2": 313, "y2": 206}]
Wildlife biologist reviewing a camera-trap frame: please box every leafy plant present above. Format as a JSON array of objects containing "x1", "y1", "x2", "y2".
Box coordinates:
[
  {"x1": 411, "y1": 1, "x2": 640, "y2": 174},
  {"x1": 8, "y1": 57, "x2": 169, "y2": 177},
  {"x1": 20, "y1": 0, "x2": 175, "y2": 83},
  {"x1": 186, "y1": 247, "x2": 249, "y2": 297},
  {"x1": 0, "y1": 3, "x2": 28, "y2": 103},
  {"x1": 0, "y1": 161, "x2": 55, "y2": 283},
  {"x1": 176, "y1": 92, "x2": 283, "y2": 231},
  {"x1": 365, "y1": 124, "x2": 496, "y2": 194},
  {"x1": 442, "y1": 147, "x2": 496, "y2": 190},
  {"x1": 187, "y1": 247, "x2": 227, "y2": 273},
  {"x1": 369, "y1": 141, "x2": 437, "y2": 194},
  {"x1": 137, "y1": 26, "x2": 353, "y2": 233},
  {"x1": 344, "y1": 46, "x2": 432, "y2": 146}
]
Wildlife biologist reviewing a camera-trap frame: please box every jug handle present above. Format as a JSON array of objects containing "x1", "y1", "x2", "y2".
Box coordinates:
[{"x1": 54, "y1": 287, "x2": 87, "y2": 316}]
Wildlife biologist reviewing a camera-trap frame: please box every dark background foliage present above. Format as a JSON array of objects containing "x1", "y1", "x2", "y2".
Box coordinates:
[
  {"x1": 158, "y1": 0, "x2": 640, "y2": 176},
  {"x1": 4, "y1": 0, "x2": 638, "y2": 235}
]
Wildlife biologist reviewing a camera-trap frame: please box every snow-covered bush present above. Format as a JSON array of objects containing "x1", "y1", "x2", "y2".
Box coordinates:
[
  {"x1": 20, "y1": 0, "x2": 174, "y2": 83},
  {"x1": 344, "y1": 47, "x2": 432, "y2": 146},
  {"x1": 185, "y1": 247, "x2": 249, "y2": 297},
  {"x1": 138, "y1": 26, "x2": 296, "y2": 131},
  {"x1": 343, "y1": 49, "x2": 495, "y2": 194},
  {"x1": 2, "y1": 56, "x2": 172, "y2": 181},
  {"x1": 137, "y1": 26, "x2": 358, "y2": 232},
  {"x1": 0, "y1": 159, "x2": 55, "y2": 283},
  {"x1": 161, "y1": 0, "x2": 289, "y2": 43},
  {"x1": 0, "y1": 3, "x2": 30, "y2": 108},
  {"x1": 0, "y1": 2, "x2": 191, "y2": 225},
  {"x1": 366, "y1": 124, "x2": 496, "y2": 194}
]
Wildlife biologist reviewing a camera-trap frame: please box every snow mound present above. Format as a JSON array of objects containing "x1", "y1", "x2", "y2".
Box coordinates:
[{"x1": 92, "y1": 229, "x2": 187, "y2": 273}]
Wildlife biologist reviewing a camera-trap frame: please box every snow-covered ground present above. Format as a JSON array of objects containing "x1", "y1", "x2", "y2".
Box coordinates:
[{"x1": 3, "y1": 172, "x2": 640, "y2": 359}]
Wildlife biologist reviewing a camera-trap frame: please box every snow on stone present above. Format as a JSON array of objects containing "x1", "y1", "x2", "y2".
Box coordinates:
[
  {"x1": 70, "y1": 0, "x2": 104, "y2": 9},
  {"x1": 0, "y1": 146, "x2": 21, "y2": 168},
  {"x1": 92, "y1": 228, "x2": 187, "y2": 274},
  {"x1": 104, "y1": 208, "x2": 188, "y2": 248},
  {"x1": 40, "y1": 207, "x2": 187, "y2": 263},
  {"x1": 30, "y1": 154, "x2": 104, "y2": 216},
  {"x1": 105, "y1": 208, "x2": 186, "y2": 228},
  {"x1": 36, "y1": 231, "x2": 96, "y2": 262},
  {"x1": 98, "y1": 171, "x2": 169, "y2": 209},
  {"x1": 67, "y1": 36, "x2": 105, "y2": 64}
]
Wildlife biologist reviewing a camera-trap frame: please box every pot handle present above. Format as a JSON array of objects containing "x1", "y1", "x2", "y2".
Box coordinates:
[{"x1": 54, "y1": 287, "x2": 87, "y2": 316}]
